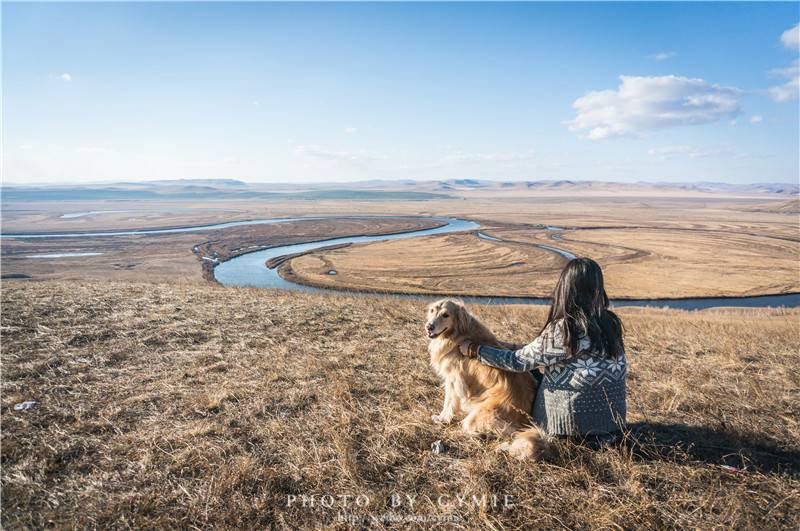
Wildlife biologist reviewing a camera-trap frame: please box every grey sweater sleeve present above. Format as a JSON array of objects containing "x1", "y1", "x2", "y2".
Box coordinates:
[{"x1": 477, "y1": 321, "x2": 571, "y2": 372}]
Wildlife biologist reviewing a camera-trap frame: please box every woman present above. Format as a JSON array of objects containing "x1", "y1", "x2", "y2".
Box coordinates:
[{"x1": 459, "y1": 257, "x2": 626, "y2": 445}]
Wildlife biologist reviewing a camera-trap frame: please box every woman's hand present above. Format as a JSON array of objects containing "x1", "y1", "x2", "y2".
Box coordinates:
[
  {"x1": 459, "y1": 341, "x2": 481, "y2": 358},
  {"x1": 458, "y1": 340, "x2": 473, "y2": 357}
]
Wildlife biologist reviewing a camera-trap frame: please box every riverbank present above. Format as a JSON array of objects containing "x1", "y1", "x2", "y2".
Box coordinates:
[
  {"x1": 273, "y1": 255, "x2": 800, "y2": 310},
  {"x1": 194, "y1": 217, "x2": 448, "y2": 282},
  {"x1": 272, "y1": 223, "x2": 799, "y2": 301},
  {"x1": 0, "y1": 217, "x2": 448, "y2": 285},
  {"x1": 207, "y1": 218, "x2": 800, "y2": 307}
]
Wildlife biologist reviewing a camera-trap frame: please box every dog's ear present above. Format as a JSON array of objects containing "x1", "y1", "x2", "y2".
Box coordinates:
[{"x1": 453, "y1": 303, "x2": 473, "y2": 337}]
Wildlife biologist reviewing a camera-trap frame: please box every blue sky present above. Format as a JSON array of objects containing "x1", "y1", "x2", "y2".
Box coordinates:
[{"x1": 2, "y1": 2, "x2": 798, "y2": 185}]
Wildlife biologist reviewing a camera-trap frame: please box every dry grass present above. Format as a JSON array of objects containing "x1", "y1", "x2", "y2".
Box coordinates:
[
  {"x1": 282, "y1": 232, "x2": 565, "y2": 297},
  {"x1": 285, "y1": 225, "x2": 800, "y2": 299},
  {"x1": 2, "y1": 280, "x2": 798, "y2": 529},
  {"x1": 554, "y1": 228, "x2": 799, "y2": 298}
]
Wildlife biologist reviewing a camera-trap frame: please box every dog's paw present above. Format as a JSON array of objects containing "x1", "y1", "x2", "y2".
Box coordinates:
[{"x1": 431, "y1": 414, "x2": 449, "y2": 425}]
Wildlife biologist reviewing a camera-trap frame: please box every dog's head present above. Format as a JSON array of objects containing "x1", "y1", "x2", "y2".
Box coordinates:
[{"x1": 425, "y1": 299, "x2": 473, "y2": 340}]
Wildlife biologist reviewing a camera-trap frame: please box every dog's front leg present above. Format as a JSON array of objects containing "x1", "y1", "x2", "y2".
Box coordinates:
[{"x1": 432, "y1": 378, "x2": 464, "y2": 424}]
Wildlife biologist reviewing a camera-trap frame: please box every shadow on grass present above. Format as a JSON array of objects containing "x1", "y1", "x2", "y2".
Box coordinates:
[{"x1": 622, "y1": 422, "x2": 800, "y2": 475}]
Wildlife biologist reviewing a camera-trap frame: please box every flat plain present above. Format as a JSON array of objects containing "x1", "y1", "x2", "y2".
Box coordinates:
[{"x1": 2, "y1": 181, "x2": 798, "y2": 300}]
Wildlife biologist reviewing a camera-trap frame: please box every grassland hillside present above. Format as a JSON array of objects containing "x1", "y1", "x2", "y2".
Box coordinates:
[{"x1": 2, "y1": 280, "x2": 799, "y2": 529}]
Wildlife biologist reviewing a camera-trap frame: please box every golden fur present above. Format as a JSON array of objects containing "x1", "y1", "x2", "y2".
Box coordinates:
[{"x1": 425, "y1": 299, "x2": 549, "y2": 459}]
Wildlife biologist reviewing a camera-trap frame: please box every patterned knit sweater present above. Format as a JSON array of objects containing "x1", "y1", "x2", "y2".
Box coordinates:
[{"x1": 476, "y1": 319, "x2": 626, "y2": 437}]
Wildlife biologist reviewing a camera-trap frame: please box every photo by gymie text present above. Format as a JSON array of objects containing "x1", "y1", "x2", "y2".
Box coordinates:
[{"x1": 286, "y1": 492, "x2": 515, "y2": 510}]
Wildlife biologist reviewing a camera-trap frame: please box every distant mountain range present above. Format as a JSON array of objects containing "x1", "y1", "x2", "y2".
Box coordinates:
[
  {"x1": 415, "y1": 179, "x2": 798, "y2": 195},
  {"x1": 2, "y1": 178, "x2": 797, "y2": 201}
]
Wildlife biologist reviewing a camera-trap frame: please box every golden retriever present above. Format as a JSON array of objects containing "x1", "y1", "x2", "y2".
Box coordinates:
[{"x1": 425, "y1": 299, "x2": 549, "y2": 459}]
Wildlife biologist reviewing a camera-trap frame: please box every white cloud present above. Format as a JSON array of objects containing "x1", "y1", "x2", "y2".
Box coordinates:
[
  {"x1": 440, "y1": 150, "x2": 536, "y2": 164},
  {"x1": 649, "y1": 145, "x2": 712, "y2": 158},
  {"x1": 780, "y1": 23, "x2": 799, "y2": 50},
  {"x1": 768, "y1": 63, "x2": 798, "y2": 79},
  {"x1": 648, "y1": 144, "x2": 767, "y2": 160},
  {"x1": 344, "y1": 127, "x2": 358, "y2": 134},
  {"x1": 61, "y1": 73, "x2": 72, "y2": 82},
  {"x1": 174, "y1": 158, "x2": 242, "y2": 168},
  {"x1": 765, "y1": 59, "x2": 799, "y2": 102},
  {"x1": 75, "y1": 146, "x2": 113, "y2": 154},
  {"x1": 767, "y1": 78, "x2": 799, "y2": 102},
  {"x1": 294, "y1": 145, "x2": 384, "y2": 162},
  {"x1": 763, "y1": 25, "x2": 800, "y2": 103},
  {"x1": 651, "y1": 51, "x2": 676, "y2": 61},
  {"x1": 565, "y1": 75, "x2": 743, "y2": 139},
  {"x1": 749, "y1": 115, "x2": 763, "y2": 124}
]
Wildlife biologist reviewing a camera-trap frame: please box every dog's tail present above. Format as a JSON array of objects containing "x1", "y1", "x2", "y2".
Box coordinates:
[{"x1": 499, "y1": 425, "x2": 550, "y2": 460}]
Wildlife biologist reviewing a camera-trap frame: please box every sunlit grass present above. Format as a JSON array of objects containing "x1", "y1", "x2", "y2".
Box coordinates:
[{"x1": 2, "y1": 280, "x2": 798, "y2": 529}]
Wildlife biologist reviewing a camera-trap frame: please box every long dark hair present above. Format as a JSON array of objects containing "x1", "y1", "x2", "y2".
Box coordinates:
[{"x1": 543, "y1": 257, "x2": 624, "y2": 359}]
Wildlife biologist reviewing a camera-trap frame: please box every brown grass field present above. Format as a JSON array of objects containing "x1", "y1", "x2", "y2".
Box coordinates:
[
  {"x1": 286, "y1": 224, "x2": 799, "y2": 299},
  {"x1": 2, "y1": 280, "x2": 799, "y2": 529}
]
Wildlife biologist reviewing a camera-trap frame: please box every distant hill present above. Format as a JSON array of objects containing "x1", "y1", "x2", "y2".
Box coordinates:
[
  {"x1": 650, "y1": 181, "x2": 799, "y2": 196},
  {"x1": 147, "y1": 179, "x2": 248, "y2": 188},
  {"x1": 1, "y1": 189, "x2": 165, "y2": 201},
  {"x1": 2, "y1": 178, "x2": 796, "y2": 202},
  {"x1": 278, "y1": 190, "x2": 453, "y2": 200},
  {"x1": 0, "y1": 185, "x2": 453, "y2": 202},
  {"x1": 427, "y1": 179, "x2": 798, "y2": 196},
  {"x1": 740, "y1": 198, "x2": 800, "y2": 214}
]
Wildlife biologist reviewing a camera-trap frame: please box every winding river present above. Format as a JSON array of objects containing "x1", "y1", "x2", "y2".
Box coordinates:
[
  {"x1": 213, "y1": 218, "x2": 798, "y2": 310},
  {"x1": 213, "y1": 218, "x2": 479, "y2": 291},
  {"x1": 4, "y1": 216, "x2": 798, "y2": 309}
]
